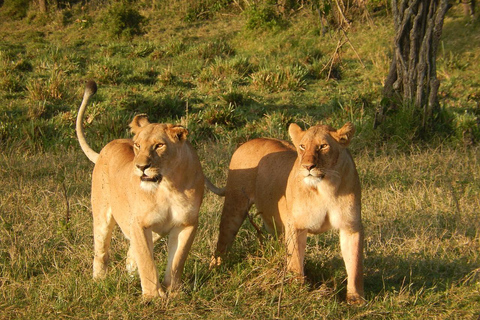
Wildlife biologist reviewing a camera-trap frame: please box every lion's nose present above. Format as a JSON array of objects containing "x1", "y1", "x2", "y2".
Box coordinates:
[
  {"x1": 303, "y1": 163, "x2": 316, "y2": 171},
  {"x1": 136, "y1": 164, "x2": 151, "y2": 172}
]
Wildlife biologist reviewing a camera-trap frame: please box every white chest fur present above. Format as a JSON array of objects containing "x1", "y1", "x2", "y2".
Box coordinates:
[
  {"x1": 136, "y1": 183, "x2": 199, "y2": 236},
  {"x1": 290, "y1": 178, "x2": 348, "y2": 233}
]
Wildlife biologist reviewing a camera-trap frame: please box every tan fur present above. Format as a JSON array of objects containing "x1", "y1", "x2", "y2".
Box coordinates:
[
  {"x1": 212, "y1": 122, "x2": 364, "y2": 304},
  {"x1": 76, "y1": 81, "x2": 205, "y2": 298}
]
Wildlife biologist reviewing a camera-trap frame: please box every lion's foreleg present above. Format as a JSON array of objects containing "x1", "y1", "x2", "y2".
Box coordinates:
[
  {"x1": 163, "y1": 224, "x2": 197, "y2": 291},
  {"x1": 285, "y1": 225, "x2": 308, "y2": 279},
  {"x1": 131, "y1": 223, "x2": 165, "y2": 298},
  {"x1": 339, "y1": 227, "x2": 365, "y2": 304}
]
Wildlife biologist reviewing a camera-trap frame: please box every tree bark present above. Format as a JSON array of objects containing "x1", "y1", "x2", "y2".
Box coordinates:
[
  {"x1": 383, "y1": 0, "x2": 448, "y2": 131},
  {"x1": 38, "y1": 0, "x2": 47, "y2": 13}
]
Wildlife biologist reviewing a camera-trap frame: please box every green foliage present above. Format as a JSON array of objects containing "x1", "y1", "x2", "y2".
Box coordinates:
[
  {"x1": 250, "y1": 65, "x2": 308, "y2": 92},
  {"x1": 453, "y1": 109, "x2": 480, "y2": 145},
  {"x1": 196, "y1": 39, "x2": 235, "y2": 61},
  {"x1": 184, "y1": 0, "x2": 233, "y2": 22},
  {"x1": 1, "y1": 0, "x2": 30, "y2": 20},
  {"x1": 0, "y1": 3, "x2": 480, "y2": 318},
  {"x1": 245, "y1": 2, "x2": 287, "y2": 30},
  {"x1": 311, "y1": 0, "x2": 332, "y2": 16},
  {"x1": 102, "y1": 1, "x2": 147, "y2": 38}
]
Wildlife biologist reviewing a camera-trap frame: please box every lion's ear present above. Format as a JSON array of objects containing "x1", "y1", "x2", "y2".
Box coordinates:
[
  {"x1": 129, "y1": 114, "x2": 150, "y2": 134},
  {"x1": 333, "y1": 122, "x2": 355, "y2": 146},
  {"x1": 167, "y1": 125, "x2": 188, "y2": 142},
  {"x1": 288, "y1": 123, "x2": 305, "y2": 148}
]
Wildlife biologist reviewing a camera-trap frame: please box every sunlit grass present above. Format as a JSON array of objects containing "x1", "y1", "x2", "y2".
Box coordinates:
[{"x1": 0, "y1": 2, "x2": 479, "y2": 319}]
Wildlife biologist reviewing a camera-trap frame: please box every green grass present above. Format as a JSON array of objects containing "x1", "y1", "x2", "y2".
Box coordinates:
[{"x1": 1, "y1": 2, "x2": 479, "y2": 319}]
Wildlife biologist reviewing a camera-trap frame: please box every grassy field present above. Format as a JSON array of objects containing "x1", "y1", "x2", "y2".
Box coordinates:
[{"x1": 1, "y1": 1, "x2": 479, "y2": 319}]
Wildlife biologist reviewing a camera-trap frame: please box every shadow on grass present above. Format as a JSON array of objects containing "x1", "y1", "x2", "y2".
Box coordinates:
[{"x1": 304, "y1": 252, "x2": 477, "y2": 302}]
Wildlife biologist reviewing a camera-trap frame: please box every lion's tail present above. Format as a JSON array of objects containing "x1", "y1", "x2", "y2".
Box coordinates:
[
  {"x1": 205, "y1": 177, "x2": 226, "y2": 196},
  {"x1": 76, "y1": 80, "x2": 99, "y2": 164}
]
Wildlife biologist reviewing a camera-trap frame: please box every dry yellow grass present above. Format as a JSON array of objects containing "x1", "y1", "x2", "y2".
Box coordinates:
[{"x1": 1, "y1": 143, "x2": 478, "y2": 319}]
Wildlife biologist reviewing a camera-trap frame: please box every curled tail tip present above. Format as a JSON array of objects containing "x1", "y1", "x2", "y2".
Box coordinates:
[
  {"x1": 85, "y1": 80, "x2": 97, "y2": 96},
  {"x1": 212, "y1": 187, "x2": 226, "y2": 197},
  {"x1": 205, "y1": 178, "x2": 226, "y2": 197}
]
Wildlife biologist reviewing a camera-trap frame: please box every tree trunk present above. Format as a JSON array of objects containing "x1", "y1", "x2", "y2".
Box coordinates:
[
  {"x1": 383, "y1": 0, "x2": 448, "y2": 131},
  {"x1": 462, "y1": 0, "x2": 475, "y2": 19},
  {"x1": 38, "y1": 0, "x2": 47, "y2": 13}
]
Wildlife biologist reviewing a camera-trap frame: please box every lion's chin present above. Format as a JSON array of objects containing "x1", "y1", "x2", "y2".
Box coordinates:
[
  {"x1": 303, "y1": 175, "x2": 323, "y2": 188},
  {"x1": 139, "y1": 174, "x2": 162, "y2": 192},
  {"x1": 140, "y1": 180, "x2": 160, "y2": 193}
]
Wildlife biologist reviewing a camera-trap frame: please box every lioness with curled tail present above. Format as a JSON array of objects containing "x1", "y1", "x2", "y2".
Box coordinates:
[
  {"x1": 76, "y1": 80, "x2": 217, "y2": 298},
  {"x1": 211, "y1": 122, "x2": 364, "y2": 304}
]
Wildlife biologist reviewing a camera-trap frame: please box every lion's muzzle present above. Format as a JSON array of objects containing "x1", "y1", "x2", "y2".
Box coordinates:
[{"x1": 135, "y1": 163, "x2": 162, "y2": 183}]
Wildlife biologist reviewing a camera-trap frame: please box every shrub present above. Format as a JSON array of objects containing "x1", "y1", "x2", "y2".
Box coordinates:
[
  {"x1": 453, "y1": 110, "x2": 480, "y2": 145},
  {"x1": 245, "y1": 2, "x2": 286, "y2": 30},
  {"x1": 1, "y1": 0, "x2": 30, "y2": 20},
  {"x1": 184, "y1": 0, "x2": 233, "y2": 22},
  {"x1": 102, "y1": 2, "x2": 146, "y2": 38}
]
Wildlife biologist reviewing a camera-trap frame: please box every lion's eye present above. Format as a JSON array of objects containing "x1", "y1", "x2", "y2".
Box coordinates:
[
  {"x1": 319, "y1": 144, "x2": 329, "y2": 151},
  {"x1": 155, "y1": 143, "x2": 165, "y2": 149},
  {"x1": 134, "y1": 143, "x2": 140, "y2": 149},
  {"x1": 299, "y1": 144, "x2": 306, "y2": 151}
]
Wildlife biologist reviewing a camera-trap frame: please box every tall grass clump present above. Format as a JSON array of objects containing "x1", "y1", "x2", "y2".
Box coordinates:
[
  {"x1": 245, "y1": 1, "x2": 287, "y2": 30},
  {"x1": 1, "y1": 0, "x2": 30, "y2": 20},
  {"x1": 183, "y1": 0, "x2": 234, "y2": 22},
  {"x1": 102, "y1": 1, "x2": 147, "y2": 38},
  {"x1": 251, "y1": 65, "x2": 308, "y2": 92},
  {"x1": 452, "y1": 109, "x2": 480, "y2": 145},
  {"x1": 196, "y1": 39, "x2": 235, "y2": 62}
]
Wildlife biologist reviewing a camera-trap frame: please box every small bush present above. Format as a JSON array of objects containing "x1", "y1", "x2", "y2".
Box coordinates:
[
  {"x1": 245, "y1": 2, "x2": 286, "y2": 30},
  {"x1": 102, "y1": 2, "x2": 146, "y2": 38},
  {"x1": 1, "y1": 0, "x2": 30, "y2": 20},
  {"x1": 453, "y1": 110, "x2": 480, "y2": 145},
  {"x1": 184, "y1": 0, "x2": 233, "y2": 22}
]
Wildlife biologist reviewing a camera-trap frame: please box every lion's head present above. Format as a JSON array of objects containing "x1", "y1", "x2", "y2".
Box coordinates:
[
  {"x1": 288, "y1": 122, "x2": 355, "y2": 188},
  {"x1": 129, "y1": 114, "x2": 188, "y2": 192}
]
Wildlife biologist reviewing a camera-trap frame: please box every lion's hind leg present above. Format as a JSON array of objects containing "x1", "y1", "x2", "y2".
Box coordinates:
[
  {"x1": 92, "y1": 206, "x2": 116, "y2": 279},
  {"x1": 212, "y1": 187, "x2": 253, "y2": 267}
]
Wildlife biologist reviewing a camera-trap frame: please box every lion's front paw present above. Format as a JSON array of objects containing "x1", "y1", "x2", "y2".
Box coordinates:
[
  {"x1": 209, "y1": 256, "x2": 223, "y2": 269},
  {"x1": 142, "y1": 288, "x2": 167, "y2": 300},
  {"x1": 346, "y1": 293, "x2": 366, "y2": 306},
  {"x1": 126, "y1": 258, "x2": 138, "y2": 276}
]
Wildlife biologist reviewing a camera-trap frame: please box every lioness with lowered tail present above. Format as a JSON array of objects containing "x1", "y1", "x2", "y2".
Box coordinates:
[
  {"x1": 211, "y1": 122, "x2": 364, "y2": 304},
  {"x1": 76, "y1": 80, "x2": 221, "y2": 298}
]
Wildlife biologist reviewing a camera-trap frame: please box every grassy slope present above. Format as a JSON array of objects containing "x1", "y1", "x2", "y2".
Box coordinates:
[{"x1": 0, "y1": 3, "x2": 479, "y2": 319}]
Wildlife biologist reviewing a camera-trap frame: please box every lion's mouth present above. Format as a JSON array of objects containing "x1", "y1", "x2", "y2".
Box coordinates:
[
  {"x1": 141, "y1": 174, "x2": 162, "y2": 183},
  {"x1": 303, "y1": 170, "x2": 325, "y2": 179}
]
